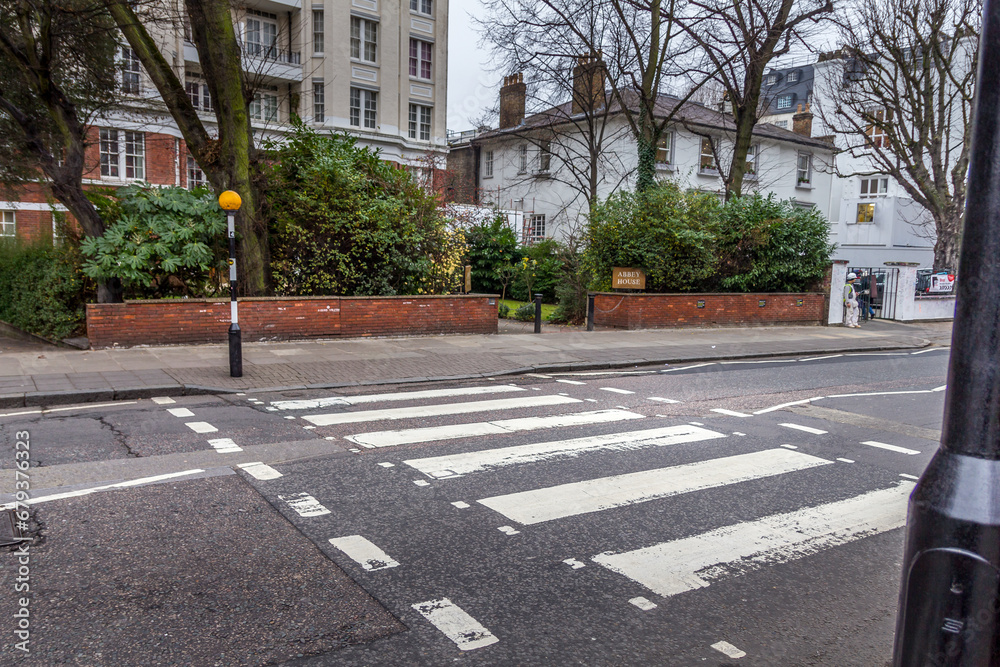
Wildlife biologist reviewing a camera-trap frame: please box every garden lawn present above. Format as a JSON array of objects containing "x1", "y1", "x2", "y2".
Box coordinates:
[{"x1": 500, "y1": 299, "x2": 557, "y2": 321}]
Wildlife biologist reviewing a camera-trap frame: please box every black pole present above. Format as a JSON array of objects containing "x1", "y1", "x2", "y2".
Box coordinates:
[
  {"x1": 227, "y1": 210, "x2": 242, "y2": 378},
  {"x1": 534, "y1": 293, "x2": 542, "y2": 334},
  {"x1": 893, "y1": 5, "x2": 1000, "y2": 664},
  {"x1": 587, "y1": 293, "x2": 595, "y2": 331}
]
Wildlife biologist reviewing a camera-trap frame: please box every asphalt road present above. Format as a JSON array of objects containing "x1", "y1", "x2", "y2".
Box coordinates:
[{"x1": 0, "y1": 348, "x2": 951, "y2": 666}]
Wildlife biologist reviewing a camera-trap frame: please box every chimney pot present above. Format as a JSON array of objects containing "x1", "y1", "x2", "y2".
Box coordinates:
[{"x1": 499, "y1": 72, "x2": 527, "y2": 129}]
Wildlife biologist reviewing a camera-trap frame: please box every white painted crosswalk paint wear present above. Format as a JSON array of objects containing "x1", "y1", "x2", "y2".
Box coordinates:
[
  {"x1": 303, "y1": 395, "x2": 581, "y2": 426},
  {"x1": 478, "y1": 449, "x2": 832, "y2": 525},
  {"x1": 279, "y1": 492, "x2": 331, "y2": 517},
  {"x1": 411, "y1": 598, "x2": 499, "y2": 651},
  {"x1": 328, "y1": 535, "x2": 399, "y2": 571},
  {"x1": 404, "y1": 425, "x2": 726, "y2": 479},
  {"x1": 592, "y1": 482, "x2": 914, "y2": 599},
  {"x1": 347, "y1": 409, "x2": 643, "y2": 448},
  {"x1": 272, "y1": 384, "x2": 526, "y2": 410}
]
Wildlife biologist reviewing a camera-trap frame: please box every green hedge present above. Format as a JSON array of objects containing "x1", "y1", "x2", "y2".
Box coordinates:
[{"x1": 0, "y1": 240, "x2": 85, "y2": 340}]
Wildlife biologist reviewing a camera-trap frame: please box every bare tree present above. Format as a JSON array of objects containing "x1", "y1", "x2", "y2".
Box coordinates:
[
  {"x1": 815, "y1": 0, "x2": 979, "y2": 271},
  {"x1": 0, "y1": 0, "x2": 125, "y2": 301},
  {"x1": 678, "y1": 0, "x2": 833, "y2": 199}
]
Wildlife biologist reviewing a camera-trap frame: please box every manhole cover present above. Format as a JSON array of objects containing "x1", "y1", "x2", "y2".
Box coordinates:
[{"x1": 0, "y1": 508, "x2": 27, "y2": 546}]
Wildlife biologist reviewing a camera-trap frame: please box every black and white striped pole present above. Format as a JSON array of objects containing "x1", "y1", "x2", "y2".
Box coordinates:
[{"x1": 219, "y1": 190, "x2": 242, "y2": 378}]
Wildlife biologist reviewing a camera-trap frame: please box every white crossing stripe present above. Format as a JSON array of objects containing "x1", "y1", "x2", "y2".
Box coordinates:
[
  {"x1": 478, "y1": 449, "x2": 831, "y2": 525},
  {"x1": 649, "y1": 397, "x2": 681, "y2": 404},
  {"x1": 185, "y1": 421, "x2": 218, "y2": 434},
  {"x1": 411, "y1": 598, "x2": 499, "y2": 651},
  {"x1": 413, "y1": 480, "x2": 430, "y2": 487},
  {"x1": 151, "y1": 396, "x2": 176, "y2": 405},
  {"x1": 711, "y1": 409, "x2": 752, "y2": 418},
  {"x1": 779, "y1": 423, "x2": 828, "y2": 435},
  {"x1": 837, "y1": 458, "x2": 855, "y2": 464},
  {"x1": 712, "y1": 641, "x2": 747, "y2": 659},
  {"x1": 238, "y1": 462, "x2": 282, "y2": 480},
  {"x1": 167, "y1": 407, "x2": 195, "y2": 418},
  {"x1": 303, "y1": 395, "x2": 581, "y2": 426},
  {"x1": 592, "y1": 482, "x2": 914, "y2": 599},
  {"x1": 279, "y1": 492, "x2": 331, "y2": 517},
  {"x1": 862, "y1": 440, "x2": 921, "y2": 455},
  {"x1": 556, "y1": 379, "x2": 586, "y2": 385},
  {"x1": 272, "y1": 385, "x2": 525, "y2": 410},
  {"x1": 451, "y1": 501, "x2": 470, "y2": 509},
  {"x1": 630, "y1": 597, "x2": 658, "y2": 611},
  {"x1": 328, "y1": 535, "x2": 399, "y2": 571},
  {"x1": 347, "y1": 409, "x2": 643, "y2": 448},
  {"x1": 405, "y1": 425, "x2": 726, "y2": 479},
  {"x1": 600, "y1": 387, "x2": 635, "y2": 395},
  {"x1": 208, "y1": 437, "x2": 242, "y2": 453}
]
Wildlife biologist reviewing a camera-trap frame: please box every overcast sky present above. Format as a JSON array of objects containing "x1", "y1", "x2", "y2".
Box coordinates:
[{"x1": 446, "y1": 0, "x2": 498, "y2": 132}]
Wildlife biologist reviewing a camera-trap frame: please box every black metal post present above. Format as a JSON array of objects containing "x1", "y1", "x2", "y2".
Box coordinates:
[
  {"x1": 893, "y1": 4, "x2": 1000, "y2": 664},
  {"x1": 534, "y1": 293, "x2": 542, "y2": 334},
  {"x1": 587, "y1": 293, "x2": 595, "y2": 331},
  {"x1": 227, "y1": 210, "x2": 242, "y2": 378}
]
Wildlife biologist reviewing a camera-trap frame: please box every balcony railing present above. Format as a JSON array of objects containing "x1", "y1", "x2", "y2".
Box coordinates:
[{"x1": 238, "y1": 40, "x2": 301, "y2": 66}]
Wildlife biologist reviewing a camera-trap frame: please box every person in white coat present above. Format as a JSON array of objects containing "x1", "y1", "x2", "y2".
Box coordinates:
[{"x1": 844, "y1": 272, "x2": 860, "y2": 328}]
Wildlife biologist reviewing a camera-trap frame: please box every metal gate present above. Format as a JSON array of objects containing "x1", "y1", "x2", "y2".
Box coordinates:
[{"x1": 849, "y1": 267, "x2": 899, "y2": 321}]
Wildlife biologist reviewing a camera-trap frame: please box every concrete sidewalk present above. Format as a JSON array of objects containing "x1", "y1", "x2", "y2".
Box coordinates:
[{"x1": 0, "y1": 320, "x2": 952, "y2": 407}]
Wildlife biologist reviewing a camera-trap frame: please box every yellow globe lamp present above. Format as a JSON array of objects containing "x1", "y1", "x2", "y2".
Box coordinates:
[{"x1": 218, "y1": 190, "x2": 242, "y2": 211}]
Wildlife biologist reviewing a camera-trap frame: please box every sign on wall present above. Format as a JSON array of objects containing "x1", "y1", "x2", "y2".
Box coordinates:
[{"x1": 612, "y1": 267, "x2": 646, "y2": 290}]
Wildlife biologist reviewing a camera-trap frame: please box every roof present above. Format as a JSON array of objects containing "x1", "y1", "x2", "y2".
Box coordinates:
[{"x1": 474, "y1": 90, "x2": 833, "y2": 151}]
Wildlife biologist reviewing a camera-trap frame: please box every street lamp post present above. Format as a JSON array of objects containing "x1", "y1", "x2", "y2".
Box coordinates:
[
  {"x1": 218, "y1": 191, "x2": 242, "y2": 378},
  {"x1": 892, "y1": 2, "x2": 1000, "y2": 664}
]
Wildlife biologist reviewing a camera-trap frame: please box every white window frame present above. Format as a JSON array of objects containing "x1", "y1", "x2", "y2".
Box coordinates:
[
  {"x1": 699, "y1": 137, "x2": 717, "y2": 174},
  {"x1": 350, "y1": 88, "x2": 377, "y2": 129},
  {"x1": 483, "y1": 150, "x2": 494, "y2": 178},
  {"x1": 100, "y1": 128, "x2": 120, "y2": 179},
  {"x1": 525, "y1": 213, "x2": 546, "y2": 243},
  {"x1": 245, "y1": 12, "x2": 278, "y2": 59},
  {"x1": 517, "y1": 144, "x2": 528, "y2": 174},
  {"x1": 859, "y1": 177, "x2": 889, "y2": 198},
  {"x1": 655, "y1": 131, "x2": 674, "y2": 165},
  {"x1": 0, "y1": 210, "x2": 14, "y2": 238},
  {"x1": 121, "y1": 46, "x2": 141, "y2": 94},
  {"x1": 537, "y1": 141, "x2": 552, "y2": 174},
  {"x1": 351, "y1": 17, "x2": 378, "y2": 64},
  {"x1": 313, "y1": 79, "x2": 325, "y2": 123},
  {"x1": 409, "y1": 38, "x2": 432, "y2": 80},
  {"x1": 185, "y1": 76, "x2": 213, "y2": 112},
  {"x1": 408, "y1": 103, "x2": 431, "y2": 141},
  {"x1": 773, "y1": 119, "x2": 789, "y2": 129},
  {"x1": 250, "y1": 90, "x2": 279, "y2": 122},
  {"x1": 796, "y1": 152, "x2": 812, "y2": 187},
  {"x1": 312, "y1": 9, "x2": 324, "y2": 54},
  {"x1": 868, "y1": 108, "x2": 888, "y2": 148},
  {"x1": 856, "y1": 202, "x2": 875, "y2": 224},
  {"x1": 100, "y1": 129, "x2": 145, "y2": 181},
  {"x1": 765, "y1": 73, "x2": 777, "y2": 86},
  {"x1": 410, "y1": 0, "x2": 432, "y2": 15},
  {"x1": 745, "y1": 143, "x2": 759, "y2": 179},
  {"x1": 187, "y1": 156, "x2": 207, "y2": 190},
  {"x1": 776, "y1": 94, "x2": 793, "y2": 110},
  {"x1": 787, "y1": 71, "x2": 800, "y2": 84}
]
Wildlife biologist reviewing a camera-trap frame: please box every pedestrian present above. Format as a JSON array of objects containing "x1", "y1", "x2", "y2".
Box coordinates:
[{"x1": 844, "y1": 272, "x2": 860, "y2": 328}]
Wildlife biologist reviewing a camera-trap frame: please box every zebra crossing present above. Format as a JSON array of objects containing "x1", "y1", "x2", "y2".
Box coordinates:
[{"x1": 242, "y1": 379, "x2": 927, "y2": 660}]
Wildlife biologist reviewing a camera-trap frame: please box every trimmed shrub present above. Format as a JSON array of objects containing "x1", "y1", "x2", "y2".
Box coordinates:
[
  {"x1": 497, "y1": 302, "x2": 510, "y2": 318},
  {"x1": 0, "y1": 240, "x2": 85, "y2": 340},
  {"x1": 513, "y1": 303, "x2": 535, "y2": 321}
]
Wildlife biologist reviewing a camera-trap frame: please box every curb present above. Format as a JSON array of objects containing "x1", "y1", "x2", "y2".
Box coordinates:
[{"x1": 0, "y1": 339, "x2": 935, "y2": 409}]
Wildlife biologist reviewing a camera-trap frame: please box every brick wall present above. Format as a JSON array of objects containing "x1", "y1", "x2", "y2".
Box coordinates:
[
  {"x1": 86, "y1": 295, "x2": 499, "y2": 348},
  {"x1": 593, "y1": 292, "x2": 826, "y2": 329}
]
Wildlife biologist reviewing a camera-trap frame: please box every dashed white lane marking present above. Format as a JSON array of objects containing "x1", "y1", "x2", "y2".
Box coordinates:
[
  {"x1": 185, "y1": 421, "x2": 218, "y2": 434},
  {"x1": 799, "y1": 354, "x2": 844, "y2": 362},
  {"x1": 411, "y1": 598, "x2": 499, "y2": 651},
  {"x1": 862, "y1": 440, "x2": 921, "y2": 455},
  {"x1": 592, "y1": 482, "x2": 914, "y2": 599},
  {"x1": 689, "y1": 421, "x2": 704, "y2": 426},
  {"x1": 630, "y1": 597, "x2": 658, "y2": 611},
  {"x1": 348, "y1": 409, "x2": 643, "y2": 448},
  {"x1": 404, "y1": 425, "x2": 726, "y2": 479},
  {"x1": 498, "y1": 525, "x2": 521, "y2": 535},
  {"x1": 837, "y1": 458, "x2": 855, "y2": 463},
  {"x1": 303, "y1": 425, "x2": 316, "y2": 430},
  {"x1": 526, "y1": 373, "x2": 552, "y2": 378},
  {"x1": 754, "y1": 398, "x2": 821, "y2": 414},
  {"x1": 600, "y1": 387, "x2": 635, "y2": 395},
  {"x1": 324, "y1": 436, "x2": 336, "y2": 440},
  {"x1": 378, "y1": 462, "x2": 395, "y2": 468},
  {"x1": 328, "y1": 535, "x2": 400, "y2": 571},
  {"x1": 348, "y1": 448, "x2": 361, "y2": 453},
  {"x1": 662, "y1": 362, "x2": 716, "y2": 373},
  {"x1": 912, "y1": 347, "x2": 949, "y2": 355},
  {"x1": 900, "y1": 473, "x2": 920, "y2": 480},
  {"x1": 780, "y1": 444, "x2": 798, "y2": 449},
  {"x1": 0, "y1": 469, "x2": 206, "y2": 508},
  {"x1": 478, "y1": 449, "x2": 831, "y2": 526},
  {"x1": 284, "y1": 416, "x2": 296, "y2": 420},
  {"x1": 0, "y1": 401, "x2": 138, "y2": 419},
  {"x1": 649, "y1": 397, "x2": 681, "y2": 404},
  {"x1": 413, "y1": 480, "x2": 430, "y2": 487},
  {"x1": 779, "y1": 423, "x2": 828, "y2": 435},
  {"x1": 151, "y1": 396, "x2": 176, "y2": 405},
  {"x1": 556, "y1": 379, "x2": 587, "y2": 385},
  {"x1": 266, "y1": 407, "x2": 278, "y2": 411},
  {"x1": 279, "y1": 492, "x2": 331, "y2": 517},
  {"x1": 563, "y1": 558, "x2": 586, "y2": 569},
  {"x1": 711, "y1": 641, "x2": 747, "y2": 659},
  {"x1": 721, "y1": 359, "x2": 797, "y2": 365},
  {"x1": 273, "y1": 385, "x2": 525, "y2": 410},
  {"x1": 451, "y1": 501, "x2": 470, "y2": 509},
  {"x1": 167, "y1": 407, "x2": 195, "y2": 418},
  {"x1": 238, "y1": 462, "x2": 282, "y2": 480},
  {"x1": 208, "y1": 438, "x2": 242, "y2": 453},
  {"x1": 585, "y1": 398, "x2": 598, "y2": 402},
  {"x1": 711, "y1": 409, "x2": 752, "y2": 418},
  {"x1": 303, "y1": 395, "x2": 581, "y2": 426},
  {"x1": 933, "y1": 385, "x2": 947, "y2": 392}
]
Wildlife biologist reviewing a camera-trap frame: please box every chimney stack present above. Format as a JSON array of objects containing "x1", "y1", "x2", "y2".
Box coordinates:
[
  {"x1": 499, "y1": 73, "x2": 526, "y2": 129},
  {"x1": 793, "y1": 102, "x2": 813, "y2": 137},
  {"x1": 571, "y1": 54, "x2": 606, "y2": 115}
]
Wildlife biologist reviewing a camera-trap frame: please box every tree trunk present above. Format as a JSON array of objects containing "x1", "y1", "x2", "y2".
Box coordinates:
[{"x1": 933, "y1": 212, "x2": 963, "y2": 273}]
